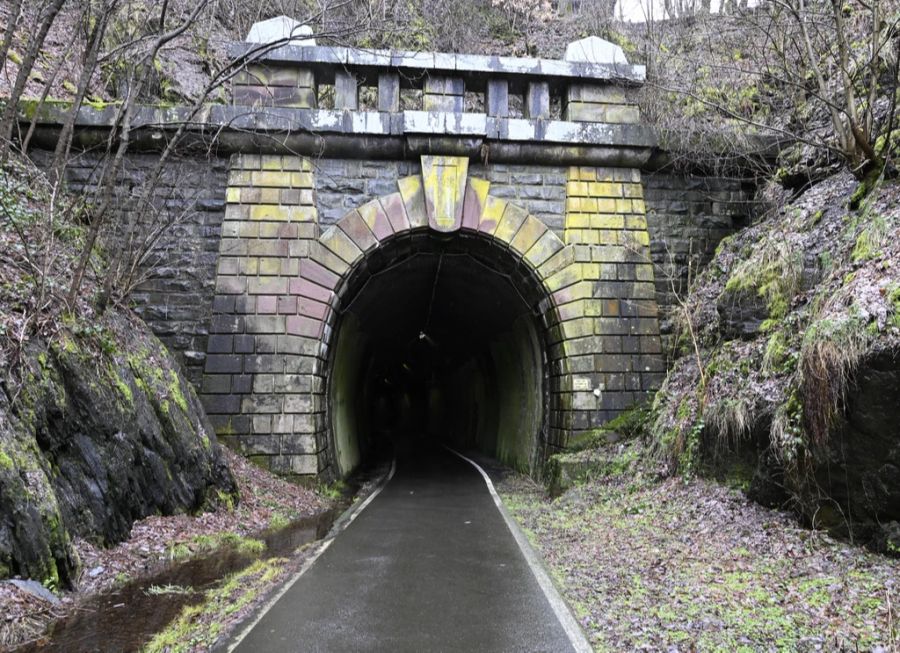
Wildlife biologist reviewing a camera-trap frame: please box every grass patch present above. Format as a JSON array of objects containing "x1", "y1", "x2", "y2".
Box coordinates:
[
  {"x1": 724, "y1": 237, "x2": 803, "y2": 322},
  {"x1": 165, "y1": 532, "x2": 265, "y2": 562},
  {"x1": 143, "y1": 558, "x2": 287, "y2": 653}
]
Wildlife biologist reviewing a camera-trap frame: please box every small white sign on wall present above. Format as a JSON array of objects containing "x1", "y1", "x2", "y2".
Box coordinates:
[{"x1": 572, "y1": 377, "x2": 592, "y2": 392}]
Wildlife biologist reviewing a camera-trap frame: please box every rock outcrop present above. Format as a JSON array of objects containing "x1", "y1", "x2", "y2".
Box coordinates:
[
  {"x1": 0, "y1": 312, "x2": 236, "y2": 586},
  {"x1": 650, "y1": 172, "x2": 900, "y2": 550}
]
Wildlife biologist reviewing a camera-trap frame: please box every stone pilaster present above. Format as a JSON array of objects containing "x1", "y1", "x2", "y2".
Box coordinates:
[
  {"x1": 559, "y1": 165, "x2": 664, "y2": 427},
  {"x1": 201, "y1": 153, "x2": 324, "y2": 476}
]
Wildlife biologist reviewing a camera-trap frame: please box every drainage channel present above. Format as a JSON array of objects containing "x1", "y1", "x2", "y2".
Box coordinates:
[
  {"x1": 16, "y1": 462, "x2": 390, "y2": 653},
  {"x1": 16, "y1": 511, "x2": 335, "y2": 653}
]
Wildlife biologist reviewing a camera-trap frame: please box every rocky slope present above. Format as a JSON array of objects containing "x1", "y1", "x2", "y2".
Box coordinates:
[
  {"x1": 649, "y1": 172, "x2": 900, "y2": 548},
  {"x1": 0, "y1": 311, "x2": 238, "y2": 587},
  {"x1": 0, "y1": 156, "x2": 237, "y2": 587}
]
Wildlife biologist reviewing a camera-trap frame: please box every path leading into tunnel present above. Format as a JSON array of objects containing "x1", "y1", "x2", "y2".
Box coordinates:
[{"x1": 228, "y1": 446, "x2": 589, "y2": 653}]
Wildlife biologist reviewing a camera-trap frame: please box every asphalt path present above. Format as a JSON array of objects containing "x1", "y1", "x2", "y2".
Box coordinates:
[{"x1": 230, "y1": 446, "x2": 581, "y2": 652}]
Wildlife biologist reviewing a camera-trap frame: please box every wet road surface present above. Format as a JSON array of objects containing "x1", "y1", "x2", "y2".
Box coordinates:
[{"x1": 230, "y1": 447, "x2": 580, "y2": 652}]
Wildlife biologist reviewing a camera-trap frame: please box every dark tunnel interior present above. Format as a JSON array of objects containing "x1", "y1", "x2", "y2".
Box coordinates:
[{"x1": 328, "y1": 233, "x2": 547, "y2": 476}]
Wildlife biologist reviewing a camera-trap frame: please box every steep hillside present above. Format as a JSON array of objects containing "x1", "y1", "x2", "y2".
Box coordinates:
[{"x1": 650, "y1": 172, "x2": 900, "y2": 547}]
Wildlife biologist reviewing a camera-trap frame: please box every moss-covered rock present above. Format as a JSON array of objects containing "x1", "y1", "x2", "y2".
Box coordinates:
[
  {"x1": 649, "y1": 171, "x2": 900, "y2": 549},
  {"x1": 0, "y1": 312, "x2": 236, "y2": 585}
]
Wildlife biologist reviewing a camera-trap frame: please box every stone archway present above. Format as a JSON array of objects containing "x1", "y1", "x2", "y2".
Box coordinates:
[{"x1": 296, "y1": 157, "x2": 577, "y2": 477}]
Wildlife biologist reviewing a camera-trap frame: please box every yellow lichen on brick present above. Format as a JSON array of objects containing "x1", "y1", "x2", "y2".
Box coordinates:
[
  {"x1": 421, "y1": 156, "x2": 469, "y2": 232},
  {"x1": 251, "y1": 171, "x2": 294, "y2": 187}
]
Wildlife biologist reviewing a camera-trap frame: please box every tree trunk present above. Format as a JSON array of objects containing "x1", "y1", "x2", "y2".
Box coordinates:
[
  {"x1": 50, "y1": 1, "x2": 115, "y2": 184},
  {"x1": 0, "y1": 0, "x2": 24, "y2": 78},
  {"x1": 0, "y1": 0, "x2": 67, "y2": 161}
]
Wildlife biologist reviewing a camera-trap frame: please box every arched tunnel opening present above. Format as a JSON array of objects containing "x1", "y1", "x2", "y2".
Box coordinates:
[{"x1": 328, "y1": 232, "x2": 548, "y2": 477}]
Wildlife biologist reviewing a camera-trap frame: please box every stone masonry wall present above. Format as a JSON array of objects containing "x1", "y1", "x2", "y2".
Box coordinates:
[
  {"x1": 315, "y1": 160, "x2": 567, "y2": 237},
  {"x1": 29, "y1": 150, "x2": 228, "y2": 387},
  {"x1": 642, "y1": 171, "x2": 754, "y2": 356},
  {"x1": 201, "y1": 154, "x2": 324, "y2": 476},
  {"x1": 35, "y1": 148, "x2": 751, "y2": 393}
]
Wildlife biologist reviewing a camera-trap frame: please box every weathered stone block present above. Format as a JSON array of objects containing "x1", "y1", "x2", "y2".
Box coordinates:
[
  {"x1": 377, "y1": 73, "x2": 400, "y2": 112},
  {"x1": 335, "y1": 71, "x2": 359, "y2": 110}
]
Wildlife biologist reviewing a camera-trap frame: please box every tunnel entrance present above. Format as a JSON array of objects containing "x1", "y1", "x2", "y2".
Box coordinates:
[{"x1": 328, "y1": 232, "x2": 548, "y2": 477}]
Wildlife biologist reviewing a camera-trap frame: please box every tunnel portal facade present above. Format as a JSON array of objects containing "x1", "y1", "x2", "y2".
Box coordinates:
[
  {"x1": 181, "y1": 37, "x2": 666, "y2": 479},
  {"x1": 23, "y1": 31, "x2": 757, "y2": 479},
  {"x1": 203, "y1": 152, "x2": 663, "y2": 478}
]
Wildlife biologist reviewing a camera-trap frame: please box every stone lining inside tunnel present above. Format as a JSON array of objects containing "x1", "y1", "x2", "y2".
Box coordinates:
[{"x1": 328, "y1": 233, "x2": 548, "y2": 477}]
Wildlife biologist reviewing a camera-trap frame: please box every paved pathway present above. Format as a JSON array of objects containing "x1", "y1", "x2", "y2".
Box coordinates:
[{"x1": 230, "y1": 447, "x2": 584, "y2": 652}]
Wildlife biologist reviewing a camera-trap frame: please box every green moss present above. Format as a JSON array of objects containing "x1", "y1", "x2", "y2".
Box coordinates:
[
  {"x1": 167, "y1": 370, "x2": 189, "y2": 414},
  {"x1": 851, "y1": 213, "x2": 888, "y2": 261},
  {"x1": 724, "y1": 241, "x2": 802, "y2": 322},
  {"x1": 0, "y1": 449, "x2": 14, "y2": 470},
  {"x1": 111, "y1": 367, "x2": 134, "y2": 406},
  {"x1": 889, "y1": 284, "x2": 900, "y2": 328},
  {"x1": 8, "y1": 50, "x2": 22, "y2": 66}
]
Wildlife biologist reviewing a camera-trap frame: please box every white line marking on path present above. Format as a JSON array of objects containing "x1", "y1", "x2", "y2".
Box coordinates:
[
  {"x1": 226, "y1": 459, "x2": 397, "y2": 653},
  {"x1": 445, "y1": 447, "x2": 594, "y2": 653}
]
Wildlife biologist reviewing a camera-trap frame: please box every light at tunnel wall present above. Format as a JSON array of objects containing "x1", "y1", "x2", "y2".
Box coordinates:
[{"x1": 327, "y1": 236, "x2": 547, "y2": 477}]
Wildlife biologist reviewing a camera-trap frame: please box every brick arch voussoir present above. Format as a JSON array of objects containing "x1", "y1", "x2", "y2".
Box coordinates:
[{"x1": 296, "y1": 171, "x2": 576, "y2": 353}]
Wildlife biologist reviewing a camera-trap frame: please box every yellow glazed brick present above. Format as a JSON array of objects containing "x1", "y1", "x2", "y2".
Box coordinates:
[
  {"x1": 588, "y1": 182, "x2": 623, "y2": 198},
  {"x1": 564, "y1": 230, "x2": 582, "y2": 245},
  {"x1": 291, "y1": 172, "x2": 314, "y2": 188},
  {"x1": 251, "y1": 171, "x2": 293, "y2": 187},
  {"x1": 479, "y1": 195, "x2": 507, "y2": 234},
  {"x1": 238, "y1": 222, "x2": 258, "y2": 238},
  {"x1": 242, "y1": 258, "x2": 259, "y2": 275},
  {"x1": 581, "y1": 230, "x2": 599, "y2": 245},
  {"x1": 631, "y1": 198, "x2": 646, "y2": 214},
  {"x1": 578, "y1": 167, "x2": 598, "y2": 182},
  {"x1": 598, "y1": 230, "x2": 617, "y2": 245},
  {"x1": 561, "y1": 318, "x2": 594, "y2": 340},
  {"x1": 258, "y1": 258, "x2": 282, "y2": 275},
  {"x1": 625, "y1": 216, "x2": 648, "y2": 230},
  {"x1": 591, "y1": 214, "x2": 624, "y2": 229},
  {"x1": 622, "y1": 183, "x2": 644, "y2": 198},
  {"x1": 262, "y1": 188, "x2": 283, "y2": 204},
  {"x1": 565, "y1": 214, "x2": 591, "y2": 229},
  {"x1": 595, "y1": 198, "x2": 617, "y2": 213},
  {"x1": 580, "y1": 263, "x2": 601, "y2": 279},
  {"x1": 228, "y1": 170, "x2": 252, "y2": 186},
  {"x1": 250, "y1": 205, "x2": 290, "y2": 221},
  {"x1": 260, "y1": 156, "x2": 284, "y2": 171},
  {"x1": 290, "y1": 207, "x2": 318, "y2": 221},
  {"x1": 566, "y1": 181, "x2": 590, "y2": 196},
  {"x1": 615, "y1": 199, "x2": 633, "y2": 214},
  {"x1": 256, "y1": 205, "x2": 316, "y2": 222},
  {"x1": 225, "y1": 187, "x2": 240, "y2": 203},
  {"x1": 566, "y1": 197, "x2": 583, "y2": 212}
]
